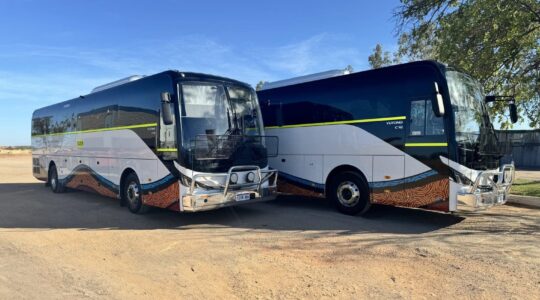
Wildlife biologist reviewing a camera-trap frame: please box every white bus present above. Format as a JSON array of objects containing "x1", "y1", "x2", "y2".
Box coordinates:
[
  {"x1": 257, "y1": 61, "x2": 516, "y2": 215},
  {"x1": 32, "y1": 71, "x2": 278, "y2": 213}
]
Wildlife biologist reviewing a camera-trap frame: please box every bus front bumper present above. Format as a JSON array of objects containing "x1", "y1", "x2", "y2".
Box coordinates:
[
  {"x1": 181, "y1": 187, "x2": 277, "y2": 212},
  {"x1": 181, "y1": 166, "x2": 278, "y2": 212},
  {"x1": 456, "y1": 164, "x2": 515, "y2": 211}
]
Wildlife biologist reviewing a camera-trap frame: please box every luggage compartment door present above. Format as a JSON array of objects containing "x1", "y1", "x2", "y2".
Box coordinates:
[{"x1": 373, "y1": 156, "x2": 405, "y2": 183}]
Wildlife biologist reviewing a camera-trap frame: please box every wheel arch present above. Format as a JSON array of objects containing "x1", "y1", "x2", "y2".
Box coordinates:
[
  {"x1": 46, "y1": 160, "x2": 57, "y2": 185},
  {"x1": 119, "y1": 167, "x2": 137, "y2": 194},
  {"x1": 325, "y1": 164, "x2": 369, "y2": 196},
  {"x1": 119, "y1": 167, "x2": 150, "y2": 213}
]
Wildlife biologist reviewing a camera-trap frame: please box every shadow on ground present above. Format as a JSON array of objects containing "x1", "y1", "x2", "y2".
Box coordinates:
[{"x1": 0, "y1": 183, "x2": 468, "y2": 234}]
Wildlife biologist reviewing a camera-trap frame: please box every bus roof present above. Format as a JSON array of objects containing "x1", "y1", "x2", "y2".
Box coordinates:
[
  {"x1": 89, "y1": 70, "x2": 252, "y2": 94},
  {"x1": 260, "y1": 69, "x2": 352, "y2": 90},
  {"x1": 32, "y1": 70, "x2": 253, "y2": 115},
  {"x1": 259, "y1": 60, "x2": 446, "y2": 91}
]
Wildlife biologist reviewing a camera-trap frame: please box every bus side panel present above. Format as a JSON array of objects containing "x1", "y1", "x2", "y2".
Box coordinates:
[
  {"x1": 142, "y1": 179, "x2": 180, "y2": 211},
  {"x1": 31, "y1": 137, "x2": 48, "y2": 181},
  {"x1": 65, "y1": 157, "x2": 118, "y2": 198},
  {"x1": 370, "y1": 150, "x2": 450, "y2": 211},
  {"x1": 31, "y1": 73, "x2": 181, "y2": 211},
  {"x1": 258, "y1": 61, "x2": 451, "y2": 212},
  {"x1": 272, "y1": 154, "x2": 323, "y2": 197},
  {"x1": 51, "y1": 129, "x2": 180, "y2": 210},
  {"x1": 106, "y1": 129, "x2": 179, "y2": 210},
  {"x1": 371, "y1": 175, "x2": 450, "y2": 211},
  {"x1": 323, "y1": 154, "x2": 373, "y2": 186}
]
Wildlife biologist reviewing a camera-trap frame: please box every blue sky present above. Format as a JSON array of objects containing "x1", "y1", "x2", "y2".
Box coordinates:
[
  {"x1": 1, "y1": 0, "x2": 528, "y2": 146},
  {"x1": 0, "y1": 0, "x2": 403, "y2": 145}
]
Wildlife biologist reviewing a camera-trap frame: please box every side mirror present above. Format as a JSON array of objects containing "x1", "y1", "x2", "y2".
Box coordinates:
[
  {"x1": 433, "y1": 82, "x2": 445, "y2": 117},
  {"x1": 161, "y1": 92, "x2": 174, "y2": 125},
  {"x1": 509, "y1": 103, "x2": 518, "y2": 124},
  {"x1": 485, "y1": 95, "x2": 496, "y2": 103}
]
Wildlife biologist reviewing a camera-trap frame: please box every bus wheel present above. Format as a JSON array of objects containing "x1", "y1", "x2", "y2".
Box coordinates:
[
  {"x1": 49, "y1": 165, "x2": 65, "y2": 193},
  {"x1": 329, "y1": 171, "x2": 371, "y2": 215},
  {"x1": 122, "y1": 173, "x2": 150, "y2": 214}
]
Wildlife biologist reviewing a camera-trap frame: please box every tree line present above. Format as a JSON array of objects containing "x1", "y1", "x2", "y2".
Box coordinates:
[{"x1": 369, "y1": 0, "x2": 539, "y2": 128}]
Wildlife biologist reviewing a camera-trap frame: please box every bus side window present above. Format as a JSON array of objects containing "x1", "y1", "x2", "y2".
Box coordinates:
[
  {"x1": 263, "y1": 100, "x2": 283, "y2": 127},
  {"x1": 410, "y1": 100, "x2": 425, "y2": 136},
  {"x1": 425, "y1": 100, "x2": 444, "y2": 135},
  {"x1": 409, "y1": 99, "x2": 444, "y2": 136},
  {"x1": 277, "y1": 102, "x2": 283, "y2": 126}
]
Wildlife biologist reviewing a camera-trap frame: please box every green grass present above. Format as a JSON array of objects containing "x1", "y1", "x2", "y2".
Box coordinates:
[{"x1": 510, "y1": 178, "x2": 540, "y2": 197}]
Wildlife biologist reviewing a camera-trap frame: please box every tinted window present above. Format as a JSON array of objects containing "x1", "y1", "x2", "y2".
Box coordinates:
[
  {"x1": 31, "y1": 74, "x2": 172, "y2": 144},
  {"x1": 257, "y1": 66, "x2": 440, "y2": 127},
  {"x1": 260, "y1": 100, "x2": 282, "y2": 127},
  {"x1": 257, "y1": 62, "x2": 449, "y2": 149},
  {"x1": 409, "y1": 99, "x2": 444, "y2": 136},
  {"x1": 426, "y1": 101, "x2": 444, "y2": 135},
  {"x1": 410, "y1": 100, "x2": 426, "y2": 136}
]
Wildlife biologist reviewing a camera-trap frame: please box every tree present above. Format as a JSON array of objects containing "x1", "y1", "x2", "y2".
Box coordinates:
[
  {"x1": 394, "y1": 0, "x2": 540, "y2": 128},
  {"x1": 255, "y1": 80, "x2": 267, "y2": 91},
  {"x1": 368, "y1": 44, "x2": 394, "y2": 69}
]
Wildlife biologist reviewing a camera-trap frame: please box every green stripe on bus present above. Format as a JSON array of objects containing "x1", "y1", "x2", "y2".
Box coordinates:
[
  {"x1": 156, "y1": 148, "x2": 178, "y2": 152},
  {"x1": 31, "y1": 123, "x2": 158, "y2": 137},
  {"x1": 404, "y1": 142, "x2": 448, "y2": 147},
  {"x1": 265, "y1": 116, "x2": 407, "y2": 129}
]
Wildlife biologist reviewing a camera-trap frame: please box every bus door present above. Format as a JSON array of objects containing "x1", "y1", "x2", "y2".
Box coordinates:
[{"x1": 405, "y1": 97, "x2": 447, "y2": 168}]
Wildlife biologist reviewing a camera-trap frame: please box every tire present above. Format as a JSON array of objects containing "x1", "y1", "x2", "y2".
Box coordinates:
[
  {"x1": 328, "y1": 171, "x2": 371, "y2": 215},
  {"x1": 48, "y1": 164, "x2": 65, "y2": 193},
  {"x1": 122, "y1": 173, "x2": 150, "y2": 214}
]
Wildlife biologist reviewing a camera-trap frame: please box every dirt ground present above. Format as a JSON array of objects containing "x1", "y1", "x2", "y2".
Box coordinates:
[
  {"x1": 0, "y1": 155, "x2": 539, "y2": 299},
  {"x1": 0, "y1": 148, "x2": 31, "y2": 156}
]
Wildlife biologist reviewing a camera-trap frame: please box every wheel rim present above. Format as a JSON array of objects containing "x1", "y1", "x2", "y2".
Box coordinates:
[
  {"x1": 336, "y1": 181, "x2": 360, "y2": 207},
  {"x1": 126, "y1": 181, "x2": 140, "y2": 207}
]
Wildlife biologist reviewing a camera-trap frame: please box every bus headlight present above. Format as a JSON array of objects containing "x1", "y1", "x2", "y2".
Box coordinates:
[
  {"x1": 246, "y1": 172, "x2": 255, "y2": 183},
  {"x1": 229, "y1": 173, "x2": 238, "y2": 184}
]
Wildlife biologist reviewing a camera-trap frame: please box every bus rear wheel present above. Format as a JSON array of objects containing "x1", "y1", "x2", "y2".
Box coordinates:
[
  {"x1": 48, "y1": 164, "x2": 65, "y2": 193},
  {"x1": 328, "y1": 171, "x2": 371, "y2": 215},
  {"x1": 122, "y1": 173, "x2": 150, "y2": 214}
]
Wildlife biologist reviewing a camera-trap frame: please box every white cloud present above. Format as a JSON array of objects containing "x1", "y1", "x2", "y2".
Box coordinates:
[
  {"x1": 0, "y1": 71, "x2": 114, "y2": 105},
  {"x1": 0, "y1": 34, "x2": 371, "y2": 145},
  {"x1": 258, "y1": 33, "x2": 369, "y2": 76},
  {"x1": 0, "y1": 33, "x2": 370, "y2": 85}
]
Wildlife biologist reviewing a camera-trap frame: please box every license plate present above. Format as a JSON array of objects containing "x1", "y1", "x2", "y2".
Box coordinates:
[{"x1": 236, "y1": 193, "x2": 251, "y2": 202}]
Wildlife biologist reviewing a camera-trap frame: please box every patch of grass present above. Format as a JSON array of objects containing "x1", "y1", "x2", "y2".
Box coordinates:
[{"x1": 510, "y1": 178, "x2": 540, "y2": 197}]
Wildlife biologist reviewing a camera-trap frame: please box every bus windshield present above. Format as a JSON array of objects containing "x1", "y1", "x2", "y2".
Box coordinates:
[
  {"x1": 181, "y1": 84, "x2": 229, "y2": 141},
  {"x1": 447, "y1": 70, "x2": 487, "y2": 139},
  {"x1": 179, "y1": 83, "x2": 269, "y2": 172},
  {"x1": 446, "y1": 70, "x2": 501, "y2": 167},
  {"x1": 180, "y1": 84, "x2": 263, "y2": 143}
]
